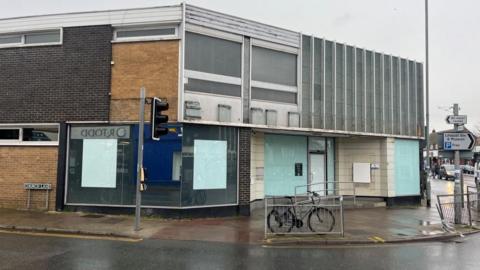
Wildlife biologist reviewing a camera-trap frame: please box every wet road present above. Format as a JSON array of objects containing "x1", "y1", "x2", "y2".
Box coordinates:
[
  {"x1": 0, "y1": 231, "x2": 479, "y2": 270},
  {"x1": 431, "y1": 174, "x2": 476, "y2": 198}
]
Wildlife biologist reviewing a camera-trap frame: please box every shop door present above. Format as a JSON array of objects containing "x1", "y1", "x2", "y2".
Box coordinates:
[{"x1": 309, "y1": 153, "x2": 326, "y2": 195}]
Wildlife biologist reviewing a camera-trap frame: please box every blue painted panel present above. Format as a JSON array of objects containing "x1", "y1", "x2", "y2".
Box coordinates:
[
  {"x1": 395, "y1": 139, "x2": 420, "y2": 196},
  {"x1": 132, "y1": 123, "x2": 182, "y2": 185},
  {"x1": 264, "y1": 134, "x2": 308, "y2": 196}
]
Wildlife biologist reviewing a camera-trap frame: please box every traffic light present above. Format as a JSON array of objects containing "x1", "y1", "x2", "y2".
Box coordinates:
[{"x1": 151, "y1": 97, "x2": 169, "y2": 140}]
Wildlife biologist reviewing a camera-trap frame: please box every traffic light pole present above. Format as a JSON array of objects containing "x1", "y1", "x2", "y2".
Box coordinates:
[{"x1": 134, "y1": 87, "x2": 145, "y2": 231}]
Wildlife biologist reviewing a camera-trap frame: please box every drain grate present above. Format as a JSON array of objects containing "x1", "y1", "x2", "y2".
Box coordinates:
[{"x1": 81, "y1": 214, "x2": 105, "y2": 218}]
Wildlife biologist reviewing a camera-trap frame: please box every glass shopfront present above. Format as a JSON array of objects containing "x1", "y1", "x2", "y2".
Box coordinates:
[{"x1": 65, "y1": 124, "x2": 238, "y2": 208}]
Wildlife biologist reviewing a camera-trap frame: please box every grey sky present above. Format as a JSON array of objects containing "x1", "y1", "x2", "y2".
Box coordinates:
[{"x1": 1, "y1": 0, "x2": 478, "y2": 133}]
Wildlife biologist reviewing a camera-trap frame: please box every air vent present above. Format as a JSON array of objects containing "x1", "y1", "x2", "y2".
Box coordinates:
[
  {"x1": 184, "y1": 101, "x2": 201, "y2": 119},
  {"x1": 266, "y1": 110, "x2": 277, "y2": 126},
  {"x1": 218, "y1": 104, "x2": 231, "y2": 122},
  {"x1": 250, "y1": 108, "x2": 264, "y2": 125},
  {"x1": 288, "y1": 112, "x2": 300, "y2": 127}
]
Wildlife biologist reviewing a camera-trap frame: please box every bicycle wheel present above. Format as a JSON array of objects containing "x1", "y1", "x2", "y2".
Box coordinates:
[
  {"x1": 307, "y1": 207, "x2": 335, "y2": 233},
  {"x1": 267, "y1": 208, "x2": 294, "y2": 233}
]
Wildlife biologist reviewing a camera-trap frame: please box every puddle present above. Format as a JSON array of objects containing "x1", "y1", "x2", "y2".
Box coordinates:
[{"x1": 419, "y1": 220, "x2": 432, "y2": 226}]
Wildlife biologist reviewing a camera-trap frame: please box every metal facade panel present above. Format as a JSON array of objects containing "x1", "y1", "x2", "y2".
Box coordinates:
[
  {"x1": 0, "y1": 6, "x2": 183, "y2": 33},
  {"x1": 301, "y1": 35, "x2": 312, "y2": 128},
  {"x1": 185, "y1": 5, "x2": 300, "y2": 48}
]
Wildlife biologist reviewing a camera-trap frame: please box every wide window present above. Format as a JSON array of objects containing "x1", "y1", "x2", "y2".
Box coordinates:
[
  {"x1": 251, "y1": 46, "x2": 298, "y2": 104},
  {"x1": 0, "y1": 30, "x2": 61, "y2": 48},
  {"x1": 252, "y1": 46, "x2": 297, "y2": 86},
  {"x1": 0, "y1": 125, "x2": 59, "y2": 145},
  {"x1": 184, "y1": 32, "x2": 242, "y2": 97},
  {"x1": 113, "y1": 25, "x2": 177, "y2": 42}
]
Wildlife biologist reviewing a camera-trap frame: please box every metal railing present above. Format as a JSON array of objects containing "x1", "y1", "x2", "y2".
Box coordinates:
[
  {"x1": 294, "y1": 182, "x2": 356, "y2": 205},
  {"x1": 436, "y1": 192, "x2": 479, "y2": 228},
  {"x1": 264, "y1": 194, "x2": 344, "y2": 236}
]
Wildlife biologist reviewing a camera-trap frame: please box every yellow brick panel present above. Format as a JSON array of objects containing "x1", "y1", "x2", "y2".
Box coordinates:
[{"x1": 110, "y1": 40, "x2": 179, "y2": 122}]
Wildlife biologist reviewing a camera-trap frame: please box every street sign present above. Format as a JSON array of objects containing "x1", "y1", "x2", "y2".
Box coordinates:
[
  {"x1": 445, "y1": 115, "x2": 467, "y2": 125},
  {"x1": 443, "y1": 132, "x2": 475, "y2": 151}
]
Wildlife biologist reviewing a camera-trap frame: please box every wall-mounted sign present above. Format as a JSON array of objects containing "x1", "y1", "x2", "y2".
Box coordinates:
[
  {"x1": 294, "y1": 163, "x2": 303, "y2": 176},
  {"x1": 71, "y1": 126, "x2": 130, "y2": 140},
  {"x1": 24, "y1": 183, "x2": 51, "y2": 190}
]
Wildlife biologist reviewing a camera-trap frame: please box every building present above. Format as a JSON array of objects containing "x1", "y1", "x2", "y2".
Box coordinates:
[{"x1": 0, "y1": 4, "x2": 425, "y2": 216}]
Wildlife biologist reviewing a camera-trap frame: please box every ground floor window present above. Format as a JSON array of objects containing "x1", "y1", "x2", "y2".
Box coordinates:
[
  {"x1": 181, "y1": 124, "x2": 238, "y2": 206},
  {"x1": 66, "y1": 125, "x2": 135, "y2": 205},
  {"x1": 65, "y1": 123, "x2": 239, "y2": 208}
]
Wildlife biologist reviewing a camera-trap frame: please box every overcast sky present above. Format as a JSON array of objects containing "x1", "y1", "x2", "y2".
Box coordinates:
[{"x1": 1, "y1": 0, "x2": 478, "y2": 133}]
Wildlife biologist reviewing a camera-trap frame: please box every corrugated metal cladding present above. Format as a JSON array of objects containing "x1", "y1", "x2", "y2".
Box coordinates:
[
  {"x1": 185, "y1": 5, "x2": 300, "y2": 48},
  {"x1": 301, "y1": 35, "x2": 424, "y2": 137},
  {"x1": 0, "y1": 6, "x2": 183, "y2": 33}
]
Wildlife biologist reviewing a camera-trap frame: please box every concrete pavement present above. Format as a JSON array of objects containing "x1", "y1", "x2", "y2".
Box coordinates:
[{"x1": 0, "y1": 175, "x2": 477, "y2": 246}]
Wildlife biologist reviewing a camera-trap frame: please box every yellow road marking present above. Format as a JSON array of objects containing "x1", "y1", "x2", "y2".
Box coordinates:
[{"x1": 0, "y1": 229, "x2": 142, "y2": 243}]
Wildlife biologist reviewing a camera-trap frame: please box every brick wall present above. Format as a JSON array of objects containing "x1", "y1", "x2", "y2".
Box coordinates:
[
  {"x1": 110, "y1": 41, "x2": 179, "y2": 122},
  {"x1": 0, "y1": 147, "x2": 58, "y2": 210},
  {"x1": 0, "y1": 25, "x2": 112, "y2": 123},
  {"x1": 238, "y1": 128, "x2": 251, "y2": 212}
]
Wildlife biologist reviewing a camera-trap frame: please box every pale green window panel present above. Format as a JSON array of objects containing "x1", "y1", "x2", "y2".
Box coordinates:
[
  {"x1": 193, "y1": 140, "x2": 227, "y2": 190},
  {"x1": 81, "y1": 139, "x2": 118, "y2": 188}
]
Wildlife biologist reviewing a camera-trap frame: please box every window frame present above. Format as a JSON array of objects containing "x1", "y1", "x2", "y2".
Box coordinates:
[
  {"x1": 184, "y1": 28, "x2": 244, "y2": 98},
  {"x1": 0, "y1": 29, "x2": 62, "y2": 49},
  {"x1": 0, "y1": 124, "x2": 60, "y2": 146},
  {"x1": 112, "y1": 24, "x2": 179, "y2": 43},
  {"x1": 250, "y1": 41, "x2": 300, "y2": 105}
]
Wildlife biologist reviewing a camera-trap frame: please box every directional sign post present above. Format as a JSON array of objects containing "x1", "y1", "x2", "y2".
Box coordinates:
[
  {"x1": 445, "y1": 115, "x2": 467, "y2": 125},
  {"x1": 443, "y1": 133, "x2": 476, "y2": 151}
]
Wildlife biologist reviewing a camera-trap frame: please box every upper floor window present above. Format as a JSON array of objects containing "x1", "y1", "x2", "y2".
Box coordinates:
[
  {"x1": 113, "y1": 25, "x2": 178, "y2": 42},
  {"x1": 0, "y1": 30, "x2": 61, "y2": 48},
  {"x1": 252, "y1": 46, "x2": 297, "y2": 86},
  {"x1": 185, "y1": 32, "x2": 242, "y2": 78}
]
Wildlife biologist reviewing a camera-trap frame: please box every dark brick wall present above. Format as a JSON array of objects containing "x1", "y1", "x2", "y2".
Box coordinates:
[
  {"x1": 0, "y1": 25, "x2": 112, "y2": 123},
  {"x1": 238, "y1": 128, "x2": 251, "y2": 215}
]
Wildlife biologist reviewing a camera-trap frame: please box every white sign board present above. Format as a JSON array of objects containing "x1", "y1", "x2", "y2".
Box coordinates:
[
  {"x1": 443, "y1": 133, "x2": 475, "y2": 151},
  {"x1": 353, "y1": 163, "x2": 371, "y2": 183},
  {"x1": 193, "y1": 140, "x2": 227, "y2": 190},
  {"x1": 81, "y1": 139, "x2": 118, "y2": 188},
  {"x1": 445, "y1": 115, "x2": 467, "y2": 125}
]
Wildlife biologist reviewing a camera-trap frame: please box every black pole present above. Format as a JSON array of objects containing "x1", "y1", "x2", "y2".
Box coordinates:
[{"x1": 55, "y1": 122, "x2": 68, "y2": 211}]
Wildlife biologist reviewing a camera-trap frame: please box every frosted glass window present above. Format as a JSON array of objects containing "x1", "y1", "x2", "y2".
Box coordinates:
[
  {"x1": 172, "y1": 152, "x2": 181, "y2": 181},
  {"x1": 0, "y1": 35, "x2": 21, "y2": 44},
  {"x1": 81, "y1": 139, "x2": 117, "y2": 188},
  {"x1": 193, "y1": 140, "x2": 227, "y2": 190},
  {"x1": 252, "y1": 46, "x2": 297, "y2": 86},
  {"x1": 25, "y1": 31, "x2": 60, "y2": 44},
  {"x1": 116, "y1": 28, "x2": 175, "y2": 38},
  {"x1": 185, "y1": 32, "x2": 241, "y2": 77}
]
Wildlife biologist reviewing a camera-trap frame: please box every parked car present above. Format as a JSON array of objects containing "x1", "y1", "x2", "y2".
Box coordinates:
[
  {"x1": 439, "y1": 164, "x2": 456, "y2": 180},
  {"x1": 461, "y1": 165, "x2": 474, "y2": 175}
]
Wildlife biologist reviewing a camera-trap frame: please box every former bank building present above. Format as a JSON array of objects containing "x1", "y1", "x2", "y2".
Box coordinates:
[{"x1": 0, "y1": 4, "x2": 424, "y2": 216}]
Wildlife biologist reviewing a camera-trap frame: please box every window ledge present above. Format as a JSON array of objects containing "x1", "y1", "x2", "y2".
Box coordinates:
[{"x1": 0, "y1": 142, "x2": 59, "y2": 147}]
